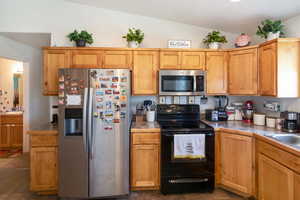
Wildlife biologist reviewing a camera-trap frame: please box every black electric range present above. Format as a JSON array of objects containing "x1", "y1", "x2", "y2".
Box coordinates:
[{"x1": 157, "y1": 104, "x2": 215, "y2": 195}]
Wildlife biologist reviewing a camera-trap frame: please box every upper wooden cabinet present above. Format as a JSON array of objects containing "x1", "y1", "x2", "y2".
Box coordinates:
[
  {"x1": 132, "y1": 51, "x2": 159, "y2": 95},
  {"x1": 160, "y1": 51, "x2": 181, "y2": 69},
  {"x1": 43, "y1": 49, "x2": 70, "y2": 95},
  {"x1": 181, "y1": 51, "x2": 206, "y2": 70},
  {"x1": 220, "y1": 131, "x2": 253, "y2": 195},
  {"x1": 258, "y1": 154, "x2": 294, "y2": 200},
  {"x1": 206, "y1": 52, "x2": 228, "y2": 95},
  {"x1": 160, "y1": 50, "x2": 205, "y2": 69},
  {"x1": 102, "y1": 50, "x2": 132, "y2": 69},
  {"x1": 259, "y1": 39, "x2": 300, "y2": 97},
  {"x1": 70, "y1": 50, "x2": 102, "y2": 68},
  {"x1": 228, "y1": 47, "x2": 258, "y2": 95}
]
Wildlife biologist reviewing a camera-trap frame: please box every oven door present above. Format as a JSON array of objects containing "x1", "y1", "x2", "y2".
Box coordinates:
[{"x1": 161, "y1": 131, "x2": 214, "y2": 177}]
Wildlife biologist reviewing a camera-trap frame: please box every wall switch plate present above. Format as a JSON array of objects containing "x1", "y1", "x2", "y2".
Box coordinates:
[
  {"x1": 159, "y1": 96, "x2": 166, "y2": 104},
  {"x1": 174, "y1": 96, "x2": 180, "y2": 104},
  {"x1": 188, "y1": 96, "x2": 195, "y2": 104}
]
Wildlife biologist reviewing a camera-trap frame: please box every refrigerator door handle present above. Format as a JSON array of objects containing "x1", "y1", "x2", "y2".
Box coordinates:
[
  {"x1": 83, "y1": 88, "x2": 88, "y2": 152},
  {"x1": 88, "y1": 88, "x2": 94, "y2": 159}
]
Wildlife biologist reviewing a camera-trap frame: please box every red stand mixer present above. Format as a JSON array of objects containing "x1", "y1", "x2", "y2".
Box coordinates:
[{"x1": 242, "y1": 101, "x2": 254, "y2": 123}]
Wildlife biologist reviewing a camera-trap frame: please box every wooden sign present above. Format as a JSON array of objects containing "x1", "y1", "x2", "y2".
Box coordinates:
[{"x1": 168, "y1": 40, "x2": 191, "y2": 48}]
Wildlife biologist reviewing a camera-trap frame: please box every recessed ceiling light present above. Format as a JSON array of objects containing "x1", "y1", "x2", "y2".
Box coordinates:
[{"x1": 230, "y1": 0, "x2": 241, "y2": 2}]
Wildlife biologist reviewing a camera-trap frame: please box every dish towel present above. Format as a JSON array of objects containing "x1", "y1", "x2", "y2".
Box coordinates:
[{"x1": 174, "y1": 134, "x2": 205, "y2": 159}]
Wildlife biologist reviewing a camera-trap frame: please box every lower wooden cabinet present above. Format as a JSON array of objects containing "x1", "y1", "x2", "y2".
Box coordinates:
[
  {"x1": 0, "y1": 114, "x2": 23, "y2": 149},
  {"x1": 130, "y1": 132, "x2": 160, "y2": 190},
  {"x1": 295, "y1": 173, "x2": 300, "y2": 200},
  {"x1": 258, "y1": 154, "x2": 294, "y2": 200},
  {"x1": 29, "y1": 132, "x2": 58, "y2": 194},
  {"x1": 30, "y1": 147, "x2": 58, "y2": 192},
  {"x1": 219, "y1": 131, "x2": 253, "y2": 196}
]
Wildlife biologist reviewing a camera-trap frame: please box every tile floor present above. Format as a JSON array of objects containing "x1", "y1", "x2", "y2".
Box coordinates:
[{"x1": 0, "y1": 154, "x2": 245, "y2": 200}]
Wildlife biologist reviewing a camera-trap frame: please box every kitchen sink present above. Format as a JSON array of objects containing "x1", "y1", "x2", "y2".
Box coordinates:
[{"x1": 267, "y1": 134, "x2": 300, "y2": 149}]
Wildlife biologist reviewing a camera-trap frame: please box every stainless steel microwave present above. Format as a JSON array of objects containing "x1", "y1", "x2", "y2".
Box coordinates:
[{"x1": 159, "y1": 70, "x2": 206, "y2": 96}]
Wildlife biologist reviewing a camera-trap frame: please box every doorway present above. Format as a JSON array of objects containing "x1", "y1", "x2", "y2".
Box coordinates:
[{"x1": 0, "y1": 57, "x2": 24, "y2": 159}]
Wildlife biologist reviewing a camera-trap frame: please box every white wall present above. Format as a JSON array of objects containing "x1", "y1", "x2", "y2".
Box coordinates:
[
  {"x1": 0, "y1": 0, "x2": 238, "y2": 48},
  {"x1": 0, "y1": 35, "x2": 51, "y2": 152}
]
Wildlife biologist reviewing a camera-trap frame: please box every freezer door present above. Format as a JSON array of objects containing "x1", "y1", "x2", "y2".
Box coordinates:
[
  {"x1": 88, "y1": 69, "x2": 130, "y2": 198},
  {"x1": 58, "y1": 68, "x2": 89, "y2": 198}
]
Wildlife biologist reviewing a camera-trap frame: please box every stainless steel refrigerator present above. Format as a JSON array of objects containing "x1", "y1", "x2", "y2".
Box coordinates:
[{"x1": 58, "y1": 68, "x2": 130, "y2": 199}]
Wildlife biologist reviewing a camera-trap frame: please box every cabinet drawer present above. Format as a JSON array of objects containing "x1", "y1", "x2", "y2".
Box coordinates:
[
  {"x1": 132, "y1": 133, "x2": 160, "y2": 145},
  {"x1": 31, "y1": 135, "x2": 58, "y2": 147},
  {"x1": 258, "y1": 140, "x2": 300, "y2": 173},
  {"x1": 0, "y1": 115, "x2": 23, "y2": 124}
]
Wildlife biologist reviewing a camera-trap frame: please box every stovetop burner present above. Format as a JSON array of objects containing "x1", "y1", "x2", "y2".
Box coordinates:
[{"x1": 159, "y1": 121, "x2": 213, "y2": 132}]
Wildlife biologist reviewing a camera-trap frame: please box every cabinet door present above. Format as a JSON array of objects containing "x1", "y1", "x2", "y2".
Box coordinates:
[
  {"x1": 30, "y1": 147, "x2": 58, "y2": 192},
  {"x1": 0, "y1": 124, "x2": 10, "y2": 148},
  {"x1": 228, "y1": 48, "x2": 258, "y2": 95},
  {"x1": 160, "y1": 51, "x2": 181, "y2": 69},
  {"x1": 43, "y1": 50, "x2": 70, "y2": 95},
  {"x1": 71, "y1": 50, "x2": 102, "y2": 68},
  {"x1": 102, "y1": 50, "x2": 132, "y2": 69},
  {"x1": 10, "y1": 124, "x2": 23, "y2": 148},
  {"x1": 132, "y1": 51, "x2": 158, "y2": 95},
  {"x1": 206, "y1": 52, "x2": 228, "y2": 94},
  {"x1": 220, "y1": 132, "x2": 253, "y2": 194},
  {"x1": 131, "y1": 144, "x2": 160, "y2": 189},
  {"x1": 258, "y1": 154, "x2": 294, "y2": 200},
  {"x1": 181, "y1": 52, "x2": 206, "y2": 69},
  {"x1": 295, "y1": 173, "x2": 300, "y2": 200},
  {"x1": 259, "y1": 43, "x2": 277, "y2": 96}
]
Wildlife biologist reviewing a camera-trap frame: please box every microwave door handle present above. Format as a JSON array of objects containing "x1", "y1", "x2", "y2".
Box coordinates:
[
  {"x1": 83, "y1": 88, "x2": 88, "y2": 153},
  {"x1": 193, "y1": 76, "x2": 197, "y2": 92}
]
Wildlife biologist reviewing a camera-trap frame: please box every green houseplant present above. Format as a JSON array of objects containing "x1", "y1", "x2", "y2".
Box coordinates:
[
  {"x1": 203, "y1": 31, "x2": 227, "y2": 49},
  {"x1": 67, "y1": 30, "x2": 94, "y2": 47},
  {"x1": 122, "y1": 28, "x2": 144, "y2": 48},
  {"x1": 256, "y1": 19, "x2": 284, "y2": 41}
]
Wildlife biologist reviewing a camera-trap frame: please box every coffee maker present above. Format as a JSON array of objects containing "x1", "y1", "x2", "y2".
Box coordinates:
[{"x1": 281, "y1": 111, "x2": 300, "y2": 133}]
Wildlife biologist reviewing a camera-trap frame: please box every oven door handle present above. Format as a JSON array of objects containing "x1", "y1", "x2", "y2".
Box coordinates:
[{"x1": 162, "y1": 133, "x2": 214, "y2": 137}]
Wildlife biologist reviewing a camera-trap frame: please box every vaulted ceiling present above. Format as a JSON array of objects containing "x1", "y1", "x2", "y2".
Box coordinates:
[{"x1": 67, "y1": 0, "x2": 300, "y2": 34}]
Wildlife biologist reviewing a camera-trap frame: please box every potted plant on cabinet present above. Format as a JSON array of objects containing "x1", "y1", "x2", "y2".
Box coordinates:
[
  {"x1": 203, "y1": 31, "x2": 227, "y2": 49},
  {"x1": 67, "y1": 30, "x2": 94, "y2": 47},
  {"x1": 256, "y1": 19, "x2": 284, "y2": 41},
  {"x1": 123, "y1": 28, "x2": 144, "y2": 48}
]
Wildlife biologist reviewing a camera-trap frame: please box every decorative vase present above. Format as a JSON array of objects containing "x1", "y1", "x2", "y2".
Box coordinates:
[
  {"x1": 128, "y1": 41, "x2": 139, "y2": 48},
  {"x1": 267, "y1": 32, "x2": 280, "y2": 41},
  {"x1": 208, "y1": 42, "x2": 220, "y2": 49},
  {"x1": 76, "y1": 40, "x2": 86, "y2": 47}
]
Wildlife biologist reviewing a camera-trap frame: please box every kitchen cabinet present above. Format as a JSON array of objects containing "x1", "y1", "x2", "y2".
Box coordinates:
[
  {"x1": 43, "y1": 49, "x2": 70, "y2": 95},
  {"x1": 295, "y1": 173, "x2": 300, "y2": 200},
  {"x1": 70, "y1": 50, "x2": 102, "y2": 68},
  {"x1": 206, "y1": 52, "x2": 228, "y2": 95},
  {"x1": 219, "y1": 131, "x2": 253, "y2": 195},
  {"x1": 259, "y1": 39, "x2": 300, "y2": 97},
  {"x1": 30, "y1": 147, "x2": 58, "y2": 193},
  {"x1": 160, "y1": 51, "x2": 205, "y2": 69},
  {"x1": 102, "y1": 50, "x2": 132, "y2": 69},
  {"x1": 0, "y1": 114, "x2": 23, "y2": 149},
  {"x1": 28, "y1": 130, "x2": 58, "y2": 194},
  {"x1": 160, "y1": 51, "x2": 181, "y2": 69},
  {"x1": 258, "y1": 154, "x2": 294, "y2": 200},
  {"x1": 132, "y1": 51, "x2": 159, "y2": 95},
  {"x1": 228, "y1": 47, "x2": 258, "y2": 95},
  {"x1": 131, "y1": 132, "x2": 160, "y2": 191},
  {"x1": 181, "y1": 51, "x2": 206, "y2": 69}
]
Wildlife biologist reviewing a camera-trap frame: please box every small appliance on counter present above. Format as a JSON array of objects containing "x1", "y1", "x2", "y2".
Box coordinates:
[
  {"x1": 242, "y1": 101, "x2": 254, "y2": 123},
  {"x1": 281, "y1": 111, "x2": 300, "y2": 133},
  {"x1": 253, "y1": 113, "x2": 266, "y2": 126},
  {"x1": 205, "y1": 96, "x2": 228, "y2": 122},
  {"x1": 231, "y1": 102, "x2": 243, "y2": 121}
]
